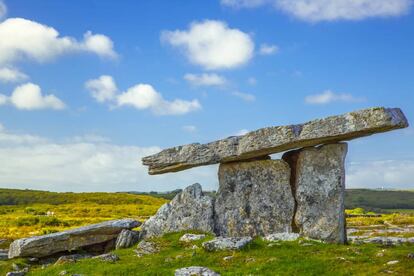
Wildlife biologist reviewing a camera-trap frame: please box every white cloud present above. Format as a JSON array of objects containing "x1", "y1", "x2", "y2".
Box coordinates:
[
  {"x1": 162, "y1": 20, "x2": 254, "y2": 70},
  {"x1": 85, "y1": 75, "x2": 117, "y2": 103},
  {"x1": 347, "y1": 160, "x2": 414, "y2": 189},
  {"x1": 221, "y1": 0, "x2": 413, "y2": 22},
  {"x1": 182, "y1": 125, "x2": 197, "y2": 133},
  {"x1": 0, "y1": 18, "x2": 117, "y2": 66},
  {"x1": 7, "y1": 82, "x2": 65, "y2": 110},
  {"x1": 184, "y1": 73, "x2": 227, "y2": 87},
  {"x1": 0, "y1": 1, "x2": 7, "y2": 20},
  {"x1": 0, "y1": 67, "x2": 28, "y2": 83},
  {"x1": 0, "y1": 125, "x2": 218, "y2": 192},
  {"x1": 0, "y1": 93, "x2": 7, "y2": 105},
  {"x1": 259, "y1": 44, "x2": 279, "y2": 55},
  {"x1": 305, "y1": 90, "x2": 364, "y2": 105},
  {"x1": 232, "y1": 91, "x2": 256, "y2": 102},
  {"x1": 85, "y1": 75, "x2": 201, "y2": 116}
]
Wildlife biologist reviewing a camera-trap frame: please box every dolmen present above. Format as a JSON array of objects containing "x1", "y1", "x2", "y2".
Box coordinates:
[
  {"x1": 142, "y1": 107, "x2": 409, "y2": 244},
  {"x1": 8, "y1": 219, "x2": 140, "y2": 259}
]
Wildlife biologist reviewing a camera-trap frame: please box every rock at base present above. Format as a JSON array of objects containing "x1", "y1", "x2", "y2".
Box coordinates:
[
  {"x1": 215, "y1": 160, "x2": 294, "y2": 237},
  {"x1": 264, "y1": 233, "x2": 300, "y2": 242},
  {"x1": 92, "y1": 253, "x2": 120, "y2": 262},
  {"x1": 202, "y1": 237, "x2": 252, "y2": 251},
  {"x1": 140, "y1": 183, "x2": 215, "y2": 239},
  {"x1": 135, "y1": 240, "x2": 159, "y2": 257},
  {"x1": 0, "y1": 249, "x2": 8, "y2": 260},
  {"x1": 179, "y1": 234, "x2": 206, "y2": 242},
  {"x1": 175, "y1": 266, "x2": 220, "y2": 276},
  {"x1": 283, "y1": 143, "x2": 347, "y2": 244},
  {"x1": 8, "y1": 219, "x2": 140, "y2": 259},
  {"x1": 115, "y1": 229, "x2": 140, "y2": 249}
]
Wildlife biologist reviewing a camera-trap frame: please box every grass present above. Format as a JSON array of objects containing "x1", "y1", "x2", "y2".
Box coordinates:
[{"x1": 1, "y1": 232, "x2": 414, "y2": 275}]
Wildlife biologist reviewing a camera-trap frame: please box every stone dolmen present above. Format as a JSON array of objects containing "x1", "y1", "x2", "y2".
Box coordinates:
[{"x1": 141, "y1": 107, "x2": 409, "y2": 244}]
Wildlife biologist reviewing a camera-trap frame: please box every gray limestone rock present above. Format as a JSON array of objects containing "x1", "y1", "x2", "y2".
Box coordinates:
[
  {"x1": 264, "y1": 233, "x2": 300, "y2": 242},
  {"x1": 135, "y1": 241, "x2": 159, "y2": 257},
  {"x1": 175, "y1": 266, "x2": 220, "y2": 276},
  {"x1": 143, "y1": 107, "x2": 408, "y2": 175},
  {"x1": 283, "y1": 143, "x2": 347, "y2": 243},
  {"x1": 179, "y1": 234, "x2": 206, "y2": 242},
  {"x1": 92, "y1": 253, "x2": 120, "y2": 262},
  {"x1": 8, "y1": 219, "x2": 140, "y2": 258},
  {"x1": 140, "y1": 183, "x2": 215, "y2": 239},
  {"x1": 115, "y1": 229, "x2": 140, "y2": 249},
  {"x1": 215, "y1": 160, "x2": 294, "y2": 237},
  {"x1": 202, "y1": 237, "x2": 252, "y2": 251}
]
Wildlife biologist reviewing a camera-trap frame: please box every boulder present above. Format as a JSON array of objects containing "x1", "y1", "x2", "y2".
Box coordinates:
[
  {"x1": 92, "y1": 253, "x2": 119, "y2": 262},
  {"x1": 115, "y1": 229, "x2": 140, "y2": 249},
  {"x1": 140, "y1": 183, "x2": 215, "y2": 239},
  {"x1": 135, "y1": 241, "x2": 159, "y2": 257},
  {"x1": 202, "y1": 237, "x2": 252, "y2": 251},
  {"x1": 179, "y1": 234, "x2": 206, "y2": 242},
  {"x1": 8, "y1": 219, "x2": 140, "y2": 258},
  {"x1": 175, "y1": 266, "x2": 220, "y2": 276},
  {"x1": 0, "y1": 249, "x2": 8, "y2": 260},
  {"x1": 264, "y1": 233, "x2": 300, "y2": 242},
  {"x1": 142, "y1": 107, "x2": 408, "y2": 175},
  {"x1": 215, "y1": 159, "x2": 294, "y2": 237},
  {"x1": 283, "y1": 143, "x2": 347, "y2": 243}
]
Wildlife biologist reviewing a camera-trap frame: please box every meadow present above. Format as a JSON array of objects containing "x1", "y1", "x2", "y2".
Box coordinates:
[{"x1": 0, "y1": 188, "x2": 414, "y2": 275}]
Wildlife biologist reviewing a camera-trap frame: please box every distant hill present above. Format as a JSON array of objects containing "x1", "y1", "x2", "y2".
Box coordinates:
[
  {"x1": 0, "y1": 188, "x2": 166, "y2": 206},
  {"x1": 345, "y1": 189, "x2": 414, "y2": 212}
]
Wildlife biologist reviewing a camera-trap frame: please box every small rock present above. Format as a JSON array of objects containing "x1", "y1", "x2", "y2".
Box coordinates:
[
  {"x1": 223, "y1": 256, "x2": 233, "y2": 261},
  {"x1": 407, "y1": 253, "x2": 414, "y2": 259},
  {"x1": 386, "y1": 260, "x2": 399, "y2": 265},
  {"x1": 336, "y1": 257, "x2": 346, "y2": 261},
  {"x1": 115, "y1": 229, "x2": 140, "y2": 249},
  {"x1": 264, "y1": 233, "x2": 300, "y2": 242},
  {"x1": 6, "y1": 272, "x2": 26, "y2": 276},
  {"x1": 0, "y1": 249, "x2": 8, "y2": 260},
  {"x1": 59, "y1": 271, "x2": 68, "y2": 276},
  {"x1": 135, "y1": 241, "x2": 159, "y2": 257},
  {"x1": 377, "y1": 252, "x2": 384, "y2": 257},
  {"x1": 93, "y1": 253, "x2": 119, "y2": 263},
  {"x1": 180, "y1": 234, "x2": 206, "y2": 242},
  {"x1": 174, "y1": 266, "x2": 220, "y2": 276},
  {"x1": 54, "y1": 254, "x2": 92, "y2": 265},
  {"x1": 245, "y1": 257, "x2": 255, "y2": 263},
  {"x1": 202, "y1": 237, "x2": 252, "y2": 252},
  {"x1": 28, "y1": 257, "x2": 38, "y2": 263}
]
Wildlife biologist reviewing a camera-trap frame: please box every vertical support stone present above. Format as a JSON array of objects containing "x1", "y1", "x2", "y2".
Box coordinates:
[
  {"x1": 215, "y1": 159, "x2": 295, "y2": 237},
  {"x1": 283, "y1": 143, "x2": 347, "y2": 244}
]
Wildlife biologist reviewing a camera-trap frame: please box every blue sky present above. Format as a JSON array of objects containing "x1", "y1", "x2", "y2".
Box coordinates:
[{"x1": 0, "y1": 0, "x2": 413, "y2": 192}]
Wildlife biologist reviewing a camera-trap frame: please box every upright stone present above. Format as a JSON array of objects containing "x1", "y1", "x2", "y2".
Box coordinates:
[
  {"x1": 215, "y1": 159, "x2": 295, "y2": 237},
  {"x1": 283, "y1": 143, "x2": 347, "y2": 243},
  {"x1": 140, "y1": 183, "x2": 215, "y2": 239}
]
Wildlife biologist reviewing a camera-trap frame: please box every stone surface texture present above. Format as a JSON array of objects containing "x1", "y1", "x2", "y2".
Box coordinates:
[
  {"x1": 215, "y1": 159, "x2": 294, "y2": 237},
  {"x1": 283, "y1": 143, "x2": 347, "y2": 243},
  {"x1": 115, "y1": 229, "x2": 140, "y2": 249},
  {"x1": 143, "y1": 107, "x2": 408, "y2": 175},
  {"x1": 175, "y1": 266, "x2": 220, "y2": 276},
  {"x1": 140, "y1": 183, "x2": 215, "y2": 239},
  {"x1": 8, "y1": 219, "x2": 140, "y2": 258},
  {"x1": 135, "y1": 241, "x2": 159, "y2": 257},
  {"x1": 202, "y1": 237, "x2": 252, "y2": 251},
  {"x1": 264, "y1": 233, "x2": 300, "y2": 242},
  {"x1": 179, "y1": 234, "x2": 206, "y2": 242}
]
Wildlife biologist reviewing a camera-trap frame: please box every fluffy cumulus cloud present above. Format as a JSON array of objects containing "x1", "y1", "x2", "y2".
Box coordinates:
[
  {"x1": 259, "y1": 44, "x2": 279, "y2": 55},
  {"x1": 0, "y1": 1, "x2": 7, "y2": 20},
  {"x1": 162, "y1": 20, "x2": 254, "y2": 70},
  {"x1": 85, "y1": 75, "x2": 201, "y2": 116},
  {"x1": 0, "y1": 124, "x2": 218, "y2": 192},
  {"x1": 0, "y1": 18, "x2": 117, "y2": 67},
  {"x1": 0, "y1": 67, "x2": 28, "y2": 83},
  {"x1": 305, "y1": 90, "x2": 364, "y2": 105},
  {"x1": 184, "y1": 73, "x2": 227, "y2": 87},
  {"x1": 85, "y1": 75, "x2": 118, "y2": 103},
  {"x1": 0, "y1": 82, "x2": 65, "y2": 110},
  {"x1": 347, "y1": 160, "x2": 414, "y2": 189},
  {"x1": 221, "y1": 0, "x2": 413, "y2": 22}
]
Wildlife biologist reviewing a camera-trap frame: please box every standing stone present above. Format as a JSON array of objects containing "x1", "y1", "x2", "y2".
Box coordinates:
[
  {"x1": 215, "y1": 159, "x2": 294, "y2": 237},
  {"x1": 283, "y1": 143, "x2": 347, "y2": 243},
  {"x1": 140, "y1": 183, "x2": 215, "y2": 239},
  {"x1": 115, "y1": 229, "x2": 140, "y2": 249}
]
